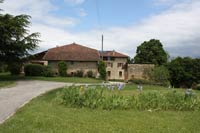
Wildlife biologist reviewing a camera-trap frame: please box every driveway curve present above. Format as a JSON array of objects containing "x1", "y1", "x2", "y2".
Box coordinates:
[{"x1": 0, "y1": 80, "x2": 70, "y2": 124}]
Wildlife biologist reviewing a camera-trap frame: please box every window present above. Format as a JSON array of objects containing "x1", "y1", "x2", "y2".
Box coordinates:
[
  {"x1": 107, "y1": 62, "x2": 113, "y2": 68},
  {"x1": 71, "y1": 72, "x2": 74, "y2": 76},
  {"x1": 119, "y1": 71, "x2": 122, "y2": 77},
  {"x1": 107, "y1": 71, "x2": 111, "y2": 77},
  {"x1": 71, "y1": 61, "x2": 74, "y2": 65},
  {"x1": 117, "y1": 63, "x2": 123, "y2": 68}
]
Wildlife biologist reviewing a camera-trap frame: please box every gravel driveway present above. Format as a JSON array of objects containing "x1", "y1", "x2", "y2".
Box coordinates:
[{"x1": 0, "y1": 80, "x2": 70, "y2": 124}]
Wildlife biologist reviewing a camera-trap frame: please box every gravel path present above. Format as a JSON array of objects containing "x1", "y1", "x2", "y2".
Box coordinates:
[{"x1": 0, "y1": 80, "x2": 71, "y2": 124}]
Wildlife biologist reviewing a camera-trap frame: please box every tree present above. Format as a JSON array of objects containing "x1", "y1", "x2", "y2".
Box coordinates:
[
  {"x1": 0, "y1": 1, "x2": 40, "y2": 74},
  {"x1": 0, "y1": 14, "x2": 40, "y2": 63},
  {"x1": 167, "y1": 57, "x2": 200, "y2": 88},
  {"x1": 150, "y1": 66, "x2": 170, "y2": 86},
  {"x1": 98, "y1": 61, "x2": 106, "y2": 80},
  {"x1": 134, "y1": 39, "x2": 168, "y2": 65}
]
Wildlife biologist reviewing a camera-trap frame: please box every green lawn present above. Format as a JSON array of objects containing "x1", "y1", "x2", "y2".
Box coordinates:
[
  {"x1": 0, "y1": 86, "x2": 200, "y2": 132},
  {"x1": 0, "y1": 72, "x2": 103, "y2": 83}
]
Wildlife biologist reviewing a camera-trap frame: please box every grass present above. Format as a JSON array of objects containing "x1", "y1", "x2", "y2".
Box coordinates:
[
  {"x1": 0, "y1": 86, "x2": 200, "y2": 132},
  {"x1": 0, "y1": 72, "x2": 103, "y2": 83},
  {"x1": 0, "y1": 81, "x2": 15, "y2": 89}
]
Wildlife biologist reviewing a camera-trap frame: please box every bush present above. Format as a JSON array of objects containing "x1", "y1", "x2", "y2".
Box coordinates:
[
  {"x1": 98, "y1": 61, "x2": 106, "y2": 80},
  {"x1": 57, "y1": 86, "x2": 200, "y2": 111},
  {"x1": 74, "y1": 70, "x2": 84, "y2": 77},
  {"x1": 43, "y1": 66, "x2": 54, "y2": 77},
  {"x1": 195, "y1": 84, "x2": 200, "y2": 90},
  {"x1": 150, "y1": 66, "x2": 170, "y2": 86},
  {"x1": 8, "y1": 63, "x2": 21, "y2": 75},
  {"x1": 129, "y1": 79, "x2": 154, "y2": 85},
  {"x1": 0, "y1": 62, "x2": 8, "y2": 73},
  {"x1": 87, "y1": 70, "x2": 94, "y2": 78},
  {"x1": 58, "y1": 61, "x2": 67, "y2": 77},
  {"x1": 24, "y1": 64, "x2": 44, "y2": 76}
]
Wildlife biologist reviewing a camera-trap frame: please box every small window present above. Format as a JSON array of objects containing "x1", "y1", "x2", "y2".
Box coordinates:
[
  {"x1": 119, "y1": 71, "x2": 122, "y2": 77},
  {"x1": 107, "y1": 62, "x2": 113, "y2": 68},
  {"x1": 118, "y1": 63, "x2": 123, "y2": 68},
  {"x1": 107, "y1": 71, "x2": 111, "y2": 77},
  {"x1": 71, "y1": 61, "x2": 74, "y2": 65},
  {"x1": 71, "y1": 72, "x2": 74, "y2": 76}
]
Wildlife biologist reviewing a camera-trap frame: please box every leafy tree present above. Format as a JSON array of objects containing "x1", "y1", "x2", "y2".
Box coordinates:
[
  {"x1": 0, "y1": 1, "x2": 40, "y2": 74},
  {"x1": 127, "y1": 57, "x2": 133, "y2": 64},
  {"x1": 0, "y1": 14, "x2": 40, "y2": 63},
  {"x1": 58, "y1": 61, "x2": 67, "y2": 77},
  {"x1": 150, "y1": 66, "x2": 170, "y2": 86},
  {"x1": 167, "y1": 57, "x2": 200, "y2": 88},
  {"x1": 98, "y1": 61, "x2": 106, "y2": 80},
  {"x1": 134, "y1": 39, "x2": 168, "y2": 65}
]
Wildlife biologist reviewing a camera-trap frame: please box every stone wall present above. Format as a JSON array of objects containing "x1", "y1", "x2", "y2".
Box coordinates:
[
  {"x1": 127, "y1": 64, "x2": 154, "y2": 80},
  {"x1": 48, "y1": 61, "x2": 99, "y2": 77}
]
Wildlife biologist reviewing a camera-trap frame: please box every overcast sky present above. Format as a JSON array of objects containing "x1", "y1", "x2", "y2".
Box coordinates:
[{"x1": 1, "y1": 0, "x2": 200, "y2": 58}]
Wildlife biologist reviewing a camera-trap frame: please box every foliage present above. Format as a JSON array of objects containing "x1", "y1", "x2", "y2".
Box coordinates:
[
  {"x1": 8, "y1": 63, "x2": 21, "y2": 75},
  {"x1": 150, "y1": 66, "x2": 170, "y2": 86},
  {"x1": 87, "y1": 70, "x2": 94, "y2": 78},
  {"x1": 127, "y1": 57, "x2": 133, "y2": 64},
  {"x1": 58, "y1": 61, "x2": 67, "y2": 77},
  {"x1": 43, "y1": 66, "x2": 54, "y2": 77},
  {"x1": 74, "y1": 70, "x2": 84, "y2": 77},
  {"x1": 24, "y1": 64, "x2": 44, "y2": 76},
  {"x1": 0, "y1": 13, "x2": 40, "y2": 64},
  {"x1": 195, "y1": 84, "x2": 200, "y2": 90},
  {"x1": 134, "y1": 39, "x2": 168, "y2": 65},
  {"x1": 167, "y1": 57, "x2": 200, "y2": 88},
  {"x1": 0, "y1": 62, "x2": 7, "y2": 73},
  {"x1": 98, "y1": 61, "x2": 106, "y2": 80},
  {"x1": 129, "y1": 79, "x2": 155, "y2": 85},
  {"x1": 58, "y1": 86, "x2": 200, "y2": 111},
  {"x1": 2, "y1": 87, "x2": 200, "y2": 133}
]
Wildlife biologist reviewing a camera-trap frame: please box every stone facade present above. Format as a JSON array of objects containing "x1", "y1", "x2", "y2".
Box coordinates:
[
  {"x1": 48, "y1": 61, "x2": 98, "y2": 77},
  {"x1": 127, "y1": 64, "x2": 154, "y2": 80},
  {"x1": 104, "y1": 58, "x2": 127, "y2": 80}
]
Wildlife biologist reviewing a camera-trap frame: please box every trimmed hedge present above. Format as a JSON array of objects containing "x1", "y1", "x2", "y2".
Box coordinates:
[
  {"x1": 43, "y1": 66, "x2": 54, "y2": 77},
  {"x1": 24, "y1": 64, "x2": 44, "y2": 76}
]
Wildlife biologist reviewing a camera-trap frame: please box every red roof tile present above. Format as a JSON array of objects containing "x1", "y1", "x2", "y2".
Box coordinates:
[
  {"x1": 100, "y1": 51, "x2": 128, "y2": 58},
  {"x1": 43, "y1": 43, "x2": 100, "y2": 61}
]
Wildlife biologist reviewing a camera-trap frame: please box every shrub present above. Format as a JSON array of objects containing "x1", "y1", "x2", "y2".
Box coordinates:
[
  {"x1": 87, "y1": 70, "x2": 94, "y2": 78},
  {"x1": 8, "y1": 63, "x2": 21, "y2": 75},
  {"x1": 195, "y1": 84, "x2": 200, "y2": 90},
  {"x1": 98, "y1": 61, "x2": 106, "y2": 80},
  {"x1": 150, "y1": 66, "x2": 170, "y2": 86},
  {"x1": 0, "y1": 62, "x2": 8, "y2": 73},
  {"x1": 129, "y1": 79, "x2": 155, "y2": 85},
  {"x1": 75, "y1": 70, "x2": 84, "y2": 77},
  {"x1": 24, "y1": 64, "x2": 44, "y2": 76},
  {"x1": 57, "y1": 86, "x2": 200, "y2": 111},
  {"x1": 43, "y1": 66, "x2": 54, "y2": 77},
  {"x1": 58, "y1": 61, "x2": 67, "y2": 77}
]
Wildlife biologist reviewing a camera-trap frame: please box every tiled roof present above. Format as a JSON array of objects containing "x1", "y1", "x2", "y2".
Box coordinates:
[
  {"x1": 100, "y1": 51, "x2": 129, "y2": 58},
  {"x1": 43, "y1": 43, "x2": 100, "y2": 61}
]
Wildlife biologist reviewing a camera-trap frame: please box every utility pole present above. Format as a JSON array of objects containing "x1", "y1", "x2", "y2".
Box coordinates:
[{"x1": 101, "y1": 34, "x2": 104, "y2": 60}]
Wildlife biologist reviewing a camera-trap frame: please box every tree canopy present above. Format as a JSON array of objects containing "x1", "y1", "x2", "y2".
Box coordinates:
[
  {"x1": 0, "y1": 14, "x2": 40, "y2": 63},
  {"x1": 134, "y1": 39, "x2": 168, "y2": 65},
  {"x1": 167, "y1": 57, "x2": 200, "y2": 88}
]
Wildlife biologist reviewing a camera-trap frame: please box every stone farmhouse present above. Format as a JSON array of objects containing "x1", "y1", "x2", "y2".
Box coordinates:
[{"x1": 30, "y1": 43, "x2": 154, "y2": 81}]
